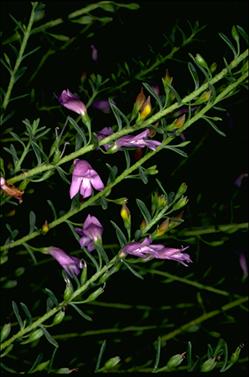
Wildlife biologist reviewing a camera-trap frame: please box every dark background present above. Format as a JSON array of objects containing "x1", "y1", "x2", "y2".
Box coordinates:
[{"x1": 1, "y1": 1, "x2": 248, "y2": 374}]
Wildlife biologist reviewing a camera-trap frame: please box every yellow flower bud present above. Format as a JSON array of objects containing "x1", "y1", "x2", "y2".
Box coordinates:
[
  {"x1": 162, "y1": 69, "x2": 173, "y2": 86},
  {"x1": 41, "y1": 220, "x2": 49, "y2": 234},
  {"x1": 140, "y1": 96, "x2": 152, "y2": 120},
  {"x1": 154, "y1": 219, "x2": 169, "y2": 237},
  {"x1": 134, "y1": 87, "x2": 146, "y2": 112},
  {"x1": 120, "y1": 204, "x2": 130, "y2": 222}
]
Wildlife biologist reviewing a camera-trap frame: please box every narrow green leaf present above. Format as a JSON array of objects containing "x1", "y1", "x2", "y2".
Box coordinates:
[
  {"x1": 188, "y1": 62, "x2": 199, "y2": 89},
  {"x1": 68, "y1": 117, "x2": 87, "y2": 144},
  {"x1": 143, "y1": 82, "x2": 163, "y2": 109},
  {"x1": 44, "y1": 288, "x2": 58, "y2": 306},
  {"x1": 121, "y1": 259, "x2": 144, "y2": 280},
  {"x1": 219, "y1": 33, "x2": 237, "y2": 56},
  {"x1": 203, "y1": 117, "x2": 226, "y2": 137},
  {"x1": 29, "y1": 211, "x2": 36, "y2": 233},
  {"x1": 153, "y1": 336, "x2": 161, "y2": 370},
  {"x1": 69, "y1": 303, "x2": 93, "y2": 321},
  {"x1": 47, "y1": 32, "x2": 70, "y2": 41},
  {"x1": 110, "y1": 221, "x2": 127, "y2": 247},
  {"x1": 47, "y1": 199, "x2": 57, "y2": 220},
  {"x1": 40, "y1": 326, "x2": 58, "y2": 348},
  {"x1": 109, "y1": 99, "x2": 129, "y2": 130},
  {"x1": 136, "y1": 198, "x2": 152, "y2": 223},
  {"x1": 20, "y1": 302, "x2": 33, "y2": 324},
  {"x1": 12, "y1": 301, "x2": 24, "y2": 329},
  {"x1": 163, "y1": 145, "x2": 188, "y2": 157},
  {"x1": 95, "y1": 340, "x2": 107, "y2": 371},
  {"x1": 28, "y1": 354, "x2": 44, "y2": 374}
]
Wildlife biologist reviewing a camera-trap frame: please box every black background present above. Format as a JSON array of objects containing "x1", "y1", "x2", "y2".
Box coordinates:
[{"x1": 0, "y1": 1, "x2": 248, "y2": 375}]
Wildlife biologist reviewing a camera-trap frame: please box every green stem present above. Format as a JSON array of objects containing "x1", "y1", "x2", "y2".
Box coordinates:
[
  {"x1": 0, "y1": 139, "x2": 171, "y2": 252},
  {"x1": 160, "y1": 296, "x2": 248, "y2": 342},
  {"x1": 2, "y1": 3, "x2": 38, "y2": 111},
  {"x1": 143, "y1": 269, "x2": 232, "y2": 296},
  {"x1": 53, "y1": 324, "x2": 173, "y2": 341},
  {"x1": 0, "y1": 255, "x2": 118, "y2": 351},
  {"x1": 177, "y1": 222, "x2": 248, "y2": 237},
  {"x1": 6, "y1": 48, "x2": 248, "y2": 186}
]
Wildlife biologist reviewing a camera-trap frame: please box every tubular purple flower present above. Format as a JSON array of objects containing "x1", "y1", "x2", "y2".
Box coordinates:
[
  {"x1": 48, "y1": 246, "x2": 83, "y2": 277},
  {"x1": 96, "y1": 127, "x2": 113, "y2": 150},
  {"x1": 75, "y1": 214, "x2": 103, "y2": 252},
  {"x1": 70, "y1": 159, "x2": 104, "y2": 199},
  {"x1": 122, "y1": 237, "x2": 191, "y2": 266},
  {"x1": 115, "y1": 129, "x2": 161, "y2": 151},
  {"x1": 58, "y1": 89, "x2": 87, "y2": 115}
]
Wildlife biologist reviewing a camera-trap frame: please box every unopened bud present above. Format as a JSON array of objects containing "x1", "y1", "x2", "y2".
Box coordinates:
[
  {"x1": 0, "y1": 323, "x2": 11, "y2": 342},
  {"x1": 230, "y1": 344, "x2": 244, "y2": 364},
  {"x1": 210, "y1": 62, "x2": 217, "y2": 73},
  {"x1": 63, "y1": 282, "x2": 73, "y2": 301},
  {"x1": 173, "y1": 196, "x2": 188, "y2": 211},
  {"x1": 140, "y1": 96, "x2": 152, "y2": 120},
  {"x1": 27, "y1": 328, "x2": 44, "y2": 343},
  {"x1": 52, "y1": 310, "x2": 65, "y2": 325},
  {"x1": 80, "y1": 260, "x2": 87, "y2": 284},
  {"x1": 154, "y1": 219, "x2": 169, "y2": 238},
  {"x1": 166, "y1": 353, "x2": 185, "y2": 369},
  {"x1": 140, "y1": 219, "x2": 147, "y2": 231},
  {"x1": 103, "y1": 356, "x2": 121, "y2": 370},
  {"x1": 196, "y1": 90, "x2": 212, "y2": 104},
  {"x1": 134, "y1": 87, "x2": 146, "y2": 112},
  {"x1": 200, "y1": 357, "x2": 217, "y2": 372},
  {"x1": 231, "y1": 25, "x2": 239, "y2": 42},
  {"x1": 174, "y1": 114, "x2": 186, "y2": 128},
  {"x1": 41, "y1": 220, "x2": 49, "y2": 234},
  {"x1": 162, "y1": 69, "x2": 173, "y2": 86},
  {"x1": 120, "y1": 204, "x2": 130, "y2": 223},
  {"x1": 86, "y1": 287, "x2": 104, "y2": 302},
  {"x1": 195, "y1": 53, "x2": 208, "y2": 68}
]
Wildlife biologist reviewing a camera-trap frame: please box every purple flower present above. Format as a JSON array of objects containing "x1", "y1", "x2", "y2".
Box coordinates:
[
  {"x1": 92, "y1": 99, "x2": 111, "y2": 113},
  {"x1": 96, "y1": 127, "x2": 113, "y2": 150},
  {"x1": 75, "y1": 214, "x2": 103, "y2": 251},
  {"x1": 115, "y1": 130, "x2": 161, "y2": 151},
  {"x1": 70, "y1": 159, "x2": 104, "y2": 199},
  {"x1": 58, "y1": 89, "x2": 87, "y2": 115},
  {"x1": 48, "y1": 246, "x2": 83, "y2": 276},
  {"x1": 122, "y1": 237, "x2": 191, "y2": 266}
]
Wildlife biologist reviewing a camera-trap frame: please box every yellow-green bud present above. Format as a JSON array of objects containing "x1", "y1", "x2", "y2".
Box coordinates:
[
  {"x1": 196, "y1": 90, "x2": 212, "y2": 104},
  {"x1": 200, "y1": 357, "x2": 217, "y2": 372},
  {"x1": 41, "y1": 220, "x2": 49, "y2": 234},
  {"x1": 231, "y1": 25, "x2": 239, "y2": 42},
  {"x1": 27, "y1": 328, "x2": 44, "y2": 343},
  {"x1": 86, "y1": 287, "x2": 104, "y2": 302},
  {"x1": 166, "y1": 353, "x2": 185, "y2": 369},
  {"x1": 0, "y1": 323, "x2": 11, "y2": 342},
  {"x1": 230, "y1": 344, "x2": 243, "y2": 364},
  {"x1": 162, "y1": 69, "x2": 173, "y2": 86},
  {"x1": 120, "y1": 204, "x2": 131, "y2": 229},
  {"x1": 63, "y1": 282, "x2": 73, "y2": 301},
  {"x1": 103, "y1": 356, "x2": 121, "y2": 370},
  {"x1": 173, "y1": 196, "x2": 188, "y2": 211},
  {"x1": 52, "y1": 310, "x2": 65, "y2": 325},
  {"x1": 195, "y1": 53, "x2": 208, "y2": 68}
]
